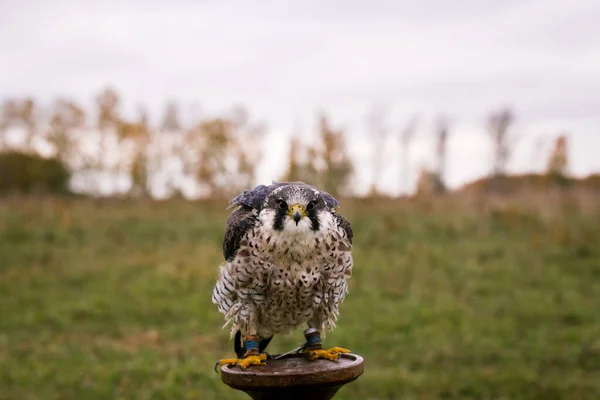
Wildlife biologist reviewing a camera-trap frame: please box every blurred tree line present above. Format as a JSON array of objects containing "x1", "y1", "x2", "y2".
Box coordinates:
[
  {"x1": 0, "y1": 88, "x2": 264, "y2": 198},
  {"x1": 0, "y1": 88, "x2": 580, "y2": 198}
]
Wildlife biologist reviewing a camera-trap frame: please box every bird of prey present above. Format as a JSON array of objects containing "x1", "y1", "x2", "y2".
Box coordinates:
[{"x1": 212, "y1": 181, "x2": 354, "y2": 370}]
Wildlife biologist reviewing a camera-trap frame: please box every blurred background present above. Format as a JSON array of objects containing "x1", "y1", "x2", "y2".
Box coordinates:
[{"x1": 1, "y1": 1, "x2": 599, "y2": 399}]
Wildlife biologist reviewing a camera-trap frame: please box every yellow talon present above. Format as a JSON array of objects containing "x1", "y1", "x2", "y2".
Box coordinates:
[
  {"x1": 214, "y1": 353, "x2": 267, "y2": 372},
  {"x1": 238, "y1": 353, "x2": 268, "y2": 369},
  {"x1": 306, "y1": 347, "x2": 351, "y2": 361}
]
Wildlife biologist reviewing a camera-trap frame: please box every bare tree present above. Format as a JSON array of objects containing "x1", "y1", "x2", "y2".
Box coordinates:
[
  {"x1": 435, "y1": 116, "x2": 449, "y2": 192},
  {"x1": 228, "y1": 106, "x2": 265, "y2": 191},
  {"x1": 488, "y1": 107, "x2": 515, "y2": 177},
  {"x1": 21, "y1": 99, "x2": 38, "y2": 150},
  {"x1": 283, "y1": 114, "x2": 353, "y2": 196},
  {"x1": 47, "y1": 98, "x2": 86, "y2": 170},
  {"x1": 366, "y1": 105, "x2": 389, "y2": 196},
  {"x1": 531, "y1": 133, "x2": 550, "y2": 172},
  {"x1": 0, "y1": 98, "x2": 38, "y2": 151},
  {"x1": 93, "y1": 88, "x2": 122, "y2": 194},
  {"x1": 193, "y1": 118, "x2": 232, "y2": 197},
  {"x1": 546, "y1": 133, "x2": 569, "y2": 179},
  {"x1": 0, "y1": 99, "x2": 20, "y2": 149},
  {"x1": 183, "y1": 108, "x2": 265, "y2": 198},
  {"x1": 122, "y1": 109, "x2": 152, "y2": 197},
  {"x1": 159, "y1": 101, "x2": 184, "y2": 196},
  {"x1": 487, "y1": 107, "x2": 519, "y2": 192},
  {"x1": 415, "y1": 166, "x2": 444, "y2": 198},
  {"x1": 96, "y1": 88, "x2": 120, "y2": 132},
  {"x1": 399, "y1": 115, "x2": 418, "y2": 195},
  {"x1": 317, "y1": 115, "x2": 353, "y2": 197},
  {"x1": 160, "y1": 101, "x2": 181, "y2": 133},
  {"x1": 283, "y1": 136, "x2": 317, "y2": 184},
  {"x1": 282, "y1": 121, "x2": 319, "y2": 185}
]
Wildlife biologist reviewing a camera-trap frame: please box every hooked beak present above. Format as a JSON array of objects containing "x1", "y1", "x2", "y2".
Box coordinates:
[{"x1": 288, "y1": 204, "x2": 306, "y2": 225}]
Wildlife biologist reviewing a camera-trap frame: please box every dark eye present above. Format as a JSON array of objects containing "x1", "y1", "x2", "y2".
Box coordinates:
[
  {"x1": 307, "y1": 201, "x2": 316, "y2": 211},
  {"x1": 276, "y1": 200, "x2": 287, "y2": 210}
]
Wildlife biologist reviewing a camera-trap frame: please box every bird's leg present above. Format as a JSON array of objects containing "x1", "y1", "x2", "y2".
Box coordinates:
[
  {"x1": 214, "y1": 335, "x2": 268, "y2": 372},
  {"x1": 302, "y1": 328, "x2": 351, "y2": 361}
]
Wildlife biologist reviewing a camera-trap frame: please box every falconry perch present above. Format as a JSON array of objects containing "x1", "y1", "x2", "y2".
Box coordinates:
[{"x1": 212, "y1": 181, "x2": 354, "y2": 370}]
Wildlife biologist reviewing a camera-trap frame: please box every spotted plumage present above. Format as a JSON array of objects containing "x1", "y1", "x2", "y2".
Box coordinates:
[{"x1": 212, "y1": 182, "x2": 353, "y2": 361}]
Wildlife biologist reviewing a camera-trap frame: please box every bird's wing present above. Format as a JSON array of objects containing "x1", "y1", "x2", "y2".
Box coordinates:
[
  {"x1": 319, "y1": 214, "x2": 353, "y2": 334},
  {"x1": 223, "y1": 182, "x2": 280, "y2": 261},
  {"x1": 230, "y1": 181, "x2": 338, "y2": 209},
  {"x1": 332, "y1": 211, "x2": 353, "y2": 244},
  {"x1": 228, "y1": 185, "x2": 269, "y2": 210},
  {"x1": 215, "y1": 205, "x2": 266, "y2": 336},
  {"x1": 320, "y1": 190, "x2": 340, "y2": 209},
  {"x1": 227, "y1": 182, "x2": 289, "y2": 210},
  {"x1": 311, "y1": 209, "x2": 353, "y2": 334},
  {"x1": 222, "y1": 205, "x2": 259, "y2": 261}
]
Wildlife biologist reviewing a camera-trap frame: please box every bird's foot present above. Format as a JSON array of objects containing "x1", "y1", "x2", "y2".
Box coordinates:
[
  {"x1": 305, "y1": 346, "x2": 351, "y2": 361},
  {"x1": 301, "y1": 328, "x2": 350, "y2": 362},
  {"x1": 214, "y1": 353, "x2": 268, "y2": 372}
]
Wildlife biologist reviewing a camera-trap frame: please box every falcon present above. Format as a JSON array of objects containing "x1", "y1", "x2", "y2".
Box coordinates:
[{"x1": 212, "y1": 181, "x2": 354, "y2": 370}]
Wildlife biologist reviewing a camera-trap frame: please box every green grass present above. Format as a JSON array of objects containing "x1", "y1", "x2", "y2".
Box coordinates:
[{"x1": 1, "y1": 195, "x2": 599, "y2": 399}]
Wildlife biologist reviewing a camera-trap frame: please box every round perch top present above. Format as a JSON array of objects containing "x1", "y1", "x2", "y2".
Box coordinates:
[{"x1": 220, "y1": 353, "x2": 364, "y2": 397}]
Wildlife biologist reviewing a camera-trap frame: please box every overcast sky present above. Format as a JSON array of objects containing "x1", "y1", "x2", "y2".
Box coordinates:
[{"x1": 1, "y1": 0, "x2": 599, "y2": 194}]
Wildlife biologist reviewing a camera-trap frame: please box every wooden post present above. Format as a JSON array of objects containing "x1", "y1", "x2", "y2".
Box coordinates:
[{"x1": 218, "y1": 353, "x2": 364, "y2": 400}]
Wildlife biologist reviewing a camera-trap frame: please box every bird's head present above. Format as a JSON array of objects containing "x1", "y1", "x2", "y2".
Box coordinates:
[{"x1": 262, "y1": 182, "x2": 330, "y2": 233}]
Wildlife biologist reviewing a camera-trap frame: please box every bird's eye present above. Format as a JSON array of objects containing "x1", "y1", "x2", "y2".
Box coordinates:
[
  {"x1": 307, "y1": 201, "x2": 316, "y2": 211},
  {"x1": 276, "y1": 200, "x2": 287, "y2": 210}
]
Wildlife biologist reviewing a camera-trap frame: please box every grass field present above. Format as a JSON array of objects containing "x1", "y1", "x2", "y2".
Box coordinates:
[{"x1": 1, "y1": 193, "x2": 599, "y2": 399}]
